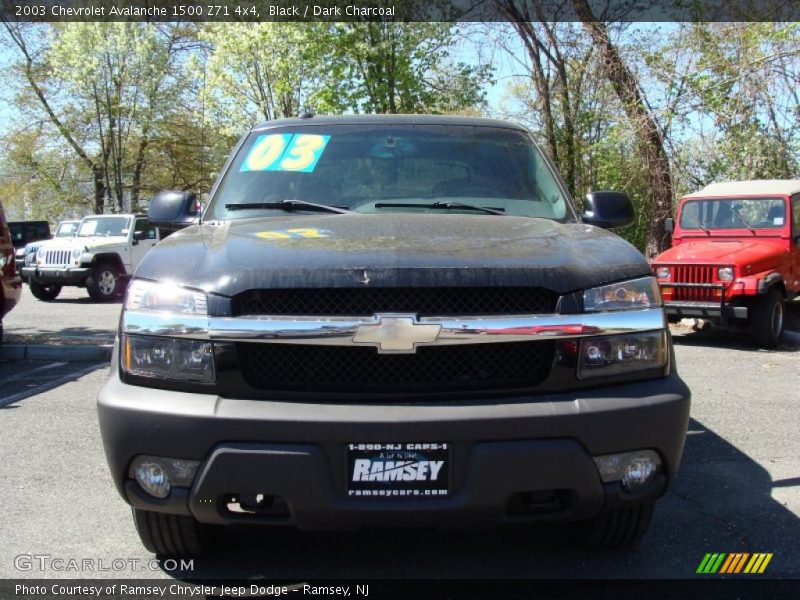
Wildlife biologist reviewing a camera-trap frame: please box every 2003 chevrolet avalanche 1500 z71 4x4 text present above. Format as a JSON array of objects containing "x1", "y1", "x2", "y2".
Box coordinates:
[{"x1": 98, "y1": 115, "x2": 690, "y2": 556}]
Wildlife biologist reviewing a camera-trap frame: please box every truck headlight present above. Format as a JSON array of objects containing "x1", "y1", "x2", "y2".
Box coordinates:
[
  {"x1": 584, "y1": 276, "x2": 661, "y2": 312},
  {"x1": 71, "y1": 248, "x2": 83, "y2": 260},
  {"x1": 125, "y1": 279, "x2": 208, "y2": 315},
  {"x1": 578, "y1": 331, "x2": 667, "y2": 379},
  {"x1": 122, "y1": 280, "x2": 213, "y2": 381},
  {"x1": 717, "y1": 267, "x2": 734, "y2": 282},
  {"x1": 122, "y1": 334, "x2": 215, "y2": 382}
]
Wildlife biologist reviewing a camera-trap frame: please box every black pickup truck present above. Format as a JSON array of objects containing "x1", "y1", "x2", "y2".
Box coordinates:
[{"x1": 98, "y1": 115, "x2": 690, "y2": 556}]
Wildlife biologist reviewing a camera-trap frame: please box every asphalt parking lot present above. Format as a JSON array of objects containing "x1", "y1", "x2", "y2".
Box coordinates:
[
  {"x1": 0, "y1": 290, "x2": 798, "y2": 580},
  {"x1": 2, "y1": 286, "x2": 119, "y2": 346}
]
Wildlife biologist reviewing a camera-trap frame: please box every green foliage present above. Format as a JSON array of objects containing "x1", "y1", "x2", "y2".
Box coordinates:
[
  {"x1": 321, "y1": 22, "x2": 490, "y2": 114},
  {"x1": 197, "y1": 23, "x2": 331, "y2": 131},
  {"x1": 667, "y1": 23, "x2": 800, "y2": 189}
]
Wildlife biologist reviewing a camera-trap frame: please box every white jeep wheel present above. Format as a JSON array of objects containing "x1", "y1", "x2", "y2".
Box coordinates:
[{"x1": 88, "y1": 264, "x2": 119, "y2": 302}]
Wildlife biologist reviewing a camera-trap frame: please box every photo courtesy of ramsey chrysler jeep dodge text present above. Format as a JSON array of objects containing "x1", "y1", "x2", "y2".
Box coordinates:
[{"x1": 98, "y1": 115, "x2": 691, "y2": 556}]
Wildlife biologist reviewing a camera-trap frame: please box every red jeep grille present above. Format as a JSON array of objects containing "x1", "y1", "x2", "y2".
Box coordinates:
[{"x1": 672, "y1": 266, "x2": 716, "y2": 301}]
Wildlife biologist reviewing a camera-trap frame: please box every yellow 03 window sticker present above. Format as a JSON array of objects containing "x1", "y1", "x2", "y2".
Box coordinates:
[{"x1": 240, "y1": 133, "x2": 330, "y2": 173}]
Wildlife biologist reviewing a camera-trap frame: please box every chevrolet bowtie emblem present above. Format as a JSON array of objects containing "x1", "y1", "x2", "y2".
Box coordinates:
[{"x1": 352, "y1": 315, "x2": 442, "y2": 354}]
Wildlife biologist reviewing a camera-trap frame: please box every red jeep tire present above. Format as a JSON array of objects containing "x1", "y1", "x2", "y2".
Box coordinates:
[{"x1": 750, "y1": 288, "x2": 784, "y2": 348}]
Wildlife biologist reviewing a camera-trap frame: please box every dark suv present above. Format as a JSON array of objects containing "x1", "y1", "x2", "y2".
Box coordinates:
[{"x1": 98, "y1": 115, "x2": 690, "y2": 555}]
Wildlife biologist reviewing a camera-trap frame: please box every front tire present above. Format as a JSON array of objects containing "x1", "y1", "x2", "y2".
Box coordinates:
[
  {"x1": 750, "y1": 288, "x2": 784, "y2": 348},
  {"x1": 132, "y1": 508, "x2": 214, "y2": 557},
  {"x1": 29, "y1": 282, "x2": 62, "y2": 301},
  {"x1": 581, "y1": 502, "x2": 655, "y2": 549},
  {"x1": 88, "y1": 263, "x2": 119, "y2": 302}
]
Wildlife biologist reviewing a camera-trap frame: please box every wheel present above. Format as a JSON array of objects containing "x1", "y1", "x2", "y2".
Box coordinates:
[
  {"x1": 581, "y1": 502, "x2": 655, "y2": 549},
  {"x1": 132, "y1": 508, "x2": 214, "y2": 557},
  {"x1": 29, "y1": 282, "x2": 62, "y2": 301},
  {"x1": 88, "y1": 263, "x2": 119, "y2": 302},
  {"x1": 750, "y1": 288, "x2": 784, "y2": 348}
]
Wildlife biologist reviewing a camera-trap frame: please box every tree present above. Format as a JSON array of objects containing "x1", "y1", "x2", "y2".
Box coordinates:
[
  {"x1": 324, "y1": 22, "x2": 491, "y2": 114},
  {"x1": 572, "y1": 0, "x2": 674, "y2": 257},
  {"x1": 3, "y1": 22, "x2": 109, "y2": 214},
  {"x1": 197, "y1": 23, "x2": 331, "y2": 130},
  {"x1": 47, "y1": 23, "x2": 190, "y2": 211},
  {"x1": 1, "y1": 22, "x2": 192, "y2": 213},
  {"x1": 662, "y1": 23, "x2": 800, "y2": 187},
  {"x1": 493, "y1": 4, "x2": 595, "y2": 197}
]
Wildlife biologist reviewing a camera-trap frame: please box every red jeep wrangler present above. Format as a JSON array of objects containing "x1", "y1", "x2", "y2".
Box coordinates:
[{"x1": 651, "y1": 180, "x2": 800, "y2": 348}]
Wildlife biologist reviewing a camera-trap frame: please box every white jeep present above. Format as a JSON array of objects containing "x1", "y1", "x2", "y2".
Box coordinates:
[{"x1": 21, "y1": 214, "x2": 160, "y2": 302}]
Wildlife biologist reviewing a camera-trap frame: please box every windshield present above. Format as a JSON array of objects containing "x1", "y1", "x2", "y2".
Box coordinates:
[
  {"x1": 56, "y1": 221, "x2": 79, "y2": 237},
  {"x1": 680, "y1": 198, "x2": 786, "y2": 230},
  {"x1": 208, "y1": 124, "x2": 572, "y2": 221},
  {"x1": 78, "y1": 216, "x2": 130, "y2": 237}
]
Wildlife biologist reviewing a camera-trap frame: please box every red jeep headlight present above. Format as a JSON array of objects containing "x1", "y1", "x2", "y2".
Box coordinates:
[{"x1": 717, "y1": 267, "x2": 734, "y2": 282}]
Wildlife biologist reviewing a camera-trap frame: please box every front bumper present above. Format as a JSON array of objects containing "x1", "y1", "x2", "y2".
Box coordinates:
[
  {"x1": 98, "y1": 363, "x2": 691, "y2": 530},
  {"x1": 21, "y1": 266, "x2": 90, "y2": 286},
  {"x1": 664, "y1": 301, "x2": 747, "y2": 321}
]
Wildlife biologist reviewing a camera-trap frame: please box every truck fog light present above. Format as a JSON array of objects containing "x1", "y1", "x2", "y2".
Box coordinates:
[
  {"x1": 133, "y1": 461, "x2": 170, "y2": 498},
  {"x1": 129, "y1": 455, "x2": 200, "y2": 498},
  {"x1": 622, "y1": 456, "x2": 659, "y2": 491},
  {"x1": 593, "y1": 450, "x2": 661, "y2": 491}
]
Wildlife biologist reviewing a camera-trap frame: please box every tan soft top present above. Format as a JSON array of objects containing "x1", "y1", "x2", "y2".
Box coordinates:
[{"x1": 684, "y1": 179, "x2": 800, "y2": 198}]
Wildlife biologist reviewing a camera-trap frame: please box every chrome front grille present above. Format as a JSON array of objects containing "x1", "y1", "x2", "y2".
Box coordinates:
[{"x1": 42, "y1": 249, "x2": 72, "y2": 267}]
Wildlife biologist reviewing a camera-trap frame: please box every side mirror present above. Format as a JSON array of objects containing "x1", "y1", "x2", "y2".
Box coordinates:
[
  {"x1": 133, "y1": 230, "x2": 147, "y2": 242},
  {"x1": 664, "y1": 217, "x2": 674, "y2": 233},
  {"x1": 581, "y1": 191, "x2": 635, "y2": 229},
  {"x1": 147, "y1": 190, "x2": 199, "y2": 230}
]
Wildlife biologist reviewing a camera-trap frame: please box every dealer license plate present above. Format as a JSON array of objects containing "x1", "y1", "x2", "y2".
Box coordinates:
[{"x1": 346, "y1": 442, "x2": 450, "y2": 498}]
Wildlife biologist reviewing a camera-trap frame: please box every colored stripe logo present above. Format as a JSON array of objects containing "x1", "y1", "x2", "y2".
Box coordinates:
[{"x1": 697, "y1": 553, "x2": 773, "y2": 574}]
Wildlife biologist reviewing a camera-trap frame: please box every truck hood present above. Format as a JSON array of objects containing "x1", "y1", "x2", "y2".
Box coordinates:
[
  {"x1": 136, "y1": 213, "x2": 650, "y2": 297},
  {"x1": 655, "y1": 238, "x2": 784, "y2": 265}
]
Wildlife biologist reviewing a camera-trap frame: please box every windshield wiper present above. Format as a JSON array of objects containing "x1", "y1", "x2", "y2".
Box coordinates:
[
  {"x1": 682, "y1": 213, "x2": 710, "y2": 234},
  {"x1": 374, "y1": 201, "x2": 506, "y2": 216},
  {"x1": 225, "y1": 199, "x2": 351, "y2": 214},
  {"x1": 731, "y1": 207, "x2": 756, "y2": 234}
]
